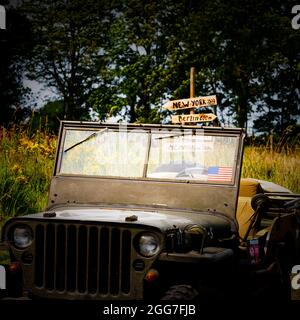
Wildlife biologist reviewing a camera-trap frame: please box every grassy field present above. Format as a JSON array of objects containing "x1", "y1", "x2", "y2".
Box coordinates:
[
  {"x1": 242, "y1": 146, "x2": 300, "y2": 193},
  {"x1": 0, "y1": 127, "x2": 299, "y2": 231},
  {"x1": 0, "y1": 126, "x2": 56, "y2": 229}
]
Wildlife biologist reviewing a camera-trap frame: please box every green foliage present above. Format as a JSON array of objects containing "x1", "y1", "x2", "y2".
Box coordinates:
[
  {"x1": 20, "y1": 0, "x2": 115, "y2": 120},
  {"x1": 0, "y1": 126, "x2": 55, "y2": 228},
  {"x1": 89, "y1": 0, "x2": 179, "y2": 123}
]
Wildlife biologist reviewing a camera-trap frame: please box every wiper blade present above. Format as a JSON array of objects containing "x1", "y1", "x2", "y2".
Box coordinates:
[
  {"x1": 155, "y1": 132, "x2": 197, "y2": 140},
  {"x1": 64, "y1": 128, "x2": 108, "y2": 153}
]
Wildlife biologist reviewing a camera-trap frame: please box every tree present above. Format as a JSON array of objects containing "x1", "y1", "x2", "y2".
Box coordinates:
[
  {"x1": 89, "y1": 0, "x2": 183, "y2": 123},
  {"x1": 15, "y1": 0, "x2": 299, "y2": 133},
  {"x1": 166, "y1": 0, "x2": 300, "y2": 132},
  {"x1": 252, "y1": 0, "x2": 300, "y2": 134},
  {"x1": 0, "y1": 3, "x2": 32, "y2": 125},
  {"x1": 21, "y1": 0, "x2": 116, "y2": 120}
]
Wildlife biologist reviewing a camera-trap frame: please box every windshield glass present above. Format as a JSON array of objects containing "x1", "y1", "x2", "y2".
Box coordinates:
[{"x1": 59, "y1": 127, "x2": 239, "y2": 184}]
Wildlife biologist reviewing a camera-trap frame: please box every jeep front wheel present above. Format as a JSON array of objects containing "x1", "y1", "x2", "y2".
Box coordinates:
[{"x1": 161, "y1": 285, "x2": 198, "y2": 300}]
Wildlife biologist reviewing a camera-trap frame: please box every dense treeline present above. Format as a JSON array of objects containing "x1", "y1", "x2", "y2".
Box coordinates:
[{"x1": 0, "y1": 0, "x2": 299, "y2": 135}]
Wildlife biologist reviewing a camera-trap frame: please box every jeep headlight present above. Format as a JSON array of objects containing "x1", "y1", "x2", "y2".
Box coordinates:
[
  {"x1": 12, "y1": 225, "x2": 33, "y2": 249},
  {"x1": 136, "y1": 233, "x2": 160, "y2": 257}
]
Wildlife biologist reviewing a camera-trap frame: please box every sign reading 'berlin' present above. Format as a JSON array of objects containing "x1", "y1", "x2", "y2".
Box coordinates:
[{"x1": 172, "y1": 113, "x2": 217, "y2": 124}]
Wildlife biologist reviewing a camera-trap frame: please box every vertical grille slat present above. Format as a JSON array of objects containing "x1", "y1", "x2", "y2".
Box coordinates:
[
  {"x1": 99, "y1": 227, "x2": 109, "y2": 294},
  {"x1": 121, "y1": 230, "x2": 131, "y2": 294},
  {"x1": 64, "y1": 224, "x2": 68, "y2": 290},
  {"x1": 110, "y1": 228, "x2": 121, "y2": 295},
  {"x1": 34, "y1": 223, "x2": 133, "y2": 297},
  {"x1": 55, "y1": 225, "x2": 66, "y2": 291},
  {"x1": 34, "y1": 224, "x2": 44, "y2": 287},
  {"x1": 88, "y1": 227, "x2": 98, "y2": 294},
  {"x1": 118, "y1": 230, "x2": 123, "y2": 294},
  {"x1": 66, "y1": 225, "x2": 76, "y2": 291},
  {"x1": 53, "y1": 224, "x2": 57, "y2": 290},
  {"x1": 85, "y1": 227, "x2": 90, "y2": 292},
  {"x1": 77, "y1": 226, "x2": 87, "y2": 293},
  {"x1": 45, "y1": 224, "x2": 55, "y2": 290}
]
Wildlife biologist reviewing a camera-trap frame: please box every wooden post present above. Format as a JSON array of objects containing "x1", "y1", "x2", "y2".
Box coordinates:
[
  {"x1": 270, "y1": 129, "x2": 273, "y2": 153},
  {"x1": 165, "y1": 67, "x2": 218, "y2": 125},
  {"x1": 190, "y1": 67, "x2": 195, "y2": 115}
]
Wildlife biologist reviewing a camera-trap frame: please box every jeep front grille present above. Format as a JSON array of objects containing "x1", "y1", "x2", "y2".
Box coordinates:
[{"x1": 34, "y1": 223, "x2": 132, "y2": 297}]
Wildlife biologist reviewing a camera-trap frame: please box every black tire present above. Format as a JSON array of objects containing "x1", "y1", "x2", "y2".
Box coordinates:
[{"x1": 161, "y1": 285, "x2": 198, "y2": 300}]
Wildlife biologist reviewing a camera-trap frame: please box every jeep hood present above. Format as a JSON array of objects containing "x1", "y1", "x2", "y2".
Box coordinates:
[{"x1": 21, "y1": 205, "x2": 237, "y2": 239}]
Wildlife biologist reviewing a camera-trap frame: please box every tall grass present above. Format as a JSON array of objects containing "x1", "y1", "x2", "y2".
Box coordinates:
[
  {"x1": 242, "y1": 146, "x2": 300, "y2": 193},
  {"x1": 0, "y1": 127, "x2": 299, "y2": 231},
  {"x1": 0, "y1": 126, "x2": 56, "y2": 229}
]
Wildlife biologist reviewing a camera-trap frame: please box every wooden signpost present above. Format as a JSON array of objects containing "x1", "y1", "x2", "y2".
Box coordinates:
[
  {"x1": 172, "y1": 113, "x2": 217, "y2": 124},
  {"x1": 163, "y1": 95, "x2": 217, "y2": 111},
  {"x1": 164, "y1": 67, "x2": 218, "y2": 125}
]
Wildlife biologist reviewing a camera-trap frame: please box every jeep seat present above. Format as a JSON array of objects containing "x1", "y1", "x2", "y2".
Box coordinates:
[{"x1": 236, "y1": 178, "x2": 261, "y2": 239}]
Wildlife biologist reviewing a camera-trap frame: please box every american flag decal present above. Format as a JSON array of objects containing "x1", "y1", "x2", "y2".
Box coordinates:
[{"x1": 207, "y1": 166, "x2": 233, "y2": 182}]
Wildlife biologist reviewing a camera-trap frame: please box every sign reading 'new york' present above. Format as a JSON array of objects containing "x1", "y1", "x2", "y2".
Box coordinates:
[{"x1": 163, "y1": 95, "x2": 217, "y2": 111}]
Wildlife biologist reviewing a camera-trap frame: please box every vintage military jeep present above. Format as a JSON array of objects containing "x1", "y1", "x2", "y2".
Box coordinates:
[{"x1": 1, "y1": 121, "x2": 300, "y2": 301}]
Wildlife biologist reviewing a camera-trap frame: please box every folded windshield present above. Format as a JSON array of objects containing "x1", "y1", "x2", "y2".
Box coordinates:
[{"x1": 59, "y1": 127, "x2": 239, "y2": 184}]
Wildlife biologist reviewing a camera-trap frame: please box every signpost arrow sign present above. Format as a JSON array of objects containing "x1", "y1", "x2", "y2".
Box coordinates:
[
  {"x1": 172, "y1": 113, "x2": 217, "y2": 124},
  {"x1": 163, "y1": 95, "x2": 217, "y2": 111}
]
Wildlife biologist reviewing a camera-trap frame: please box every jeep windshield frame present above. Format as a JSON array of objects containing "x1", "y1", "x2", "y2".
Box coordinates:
[
  {"x1": 49, "y1": 121, "x2": 245, "y2": 219},
  {"x1": 57, "y1": 123, "x2": 241, "y2": 186}
]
